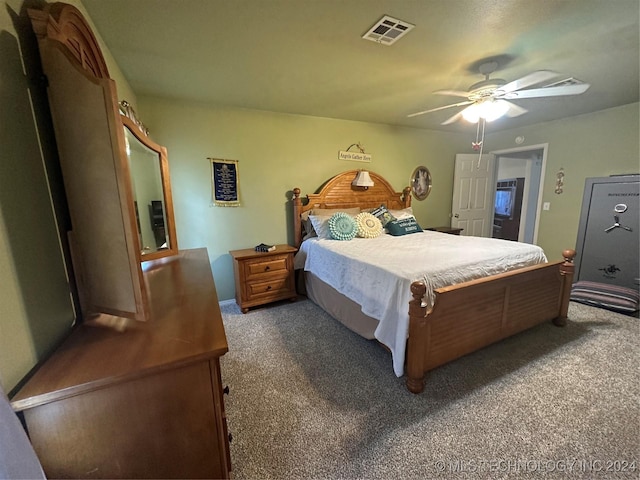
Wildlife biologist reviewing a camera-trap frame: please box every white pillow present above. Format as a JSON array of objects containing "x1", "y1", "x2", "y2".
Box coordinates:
[
  {"x1": 308, "y1": 215, "x2": 332, "y2": 239},
  {"x1": 389, "y1": 207, "x2": 414, "y2": 220}
]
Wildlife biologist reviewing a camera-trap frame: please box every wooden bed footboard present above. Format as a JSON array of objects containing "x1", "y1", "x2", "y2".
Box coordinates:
[{"x1": 406, "y1": 250, "x2": 576, "y2": 394}]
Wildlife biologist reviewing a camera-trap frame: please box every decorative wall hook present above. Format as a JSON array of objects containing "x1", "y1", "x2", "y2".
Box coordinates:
[{"x1": 555, "y1": 168, "x2": 565, "y2": 194}]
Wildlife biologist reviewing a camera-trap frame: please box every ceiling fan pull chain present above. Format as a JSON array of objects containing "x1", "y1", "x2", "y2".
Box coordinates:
[{"x1": 473, "y1": 119, "x2": 486, "y2": 169}]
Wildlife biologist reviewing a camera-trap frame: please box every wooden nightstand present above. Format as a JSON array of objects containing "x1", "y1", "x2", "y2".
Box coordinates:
[
  {"x1": 229, "y1": 244, "x2": 298, "y2": 313},
  {"x1": 426, "y1": 226, "x2": 463, "y2": 235}
]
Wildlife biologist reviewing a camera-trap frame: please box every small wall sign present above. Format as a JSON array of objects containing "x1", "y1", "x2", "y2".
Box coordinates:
[{"x1": 338, "y1": 150, "x2": 372, "y2": 163}]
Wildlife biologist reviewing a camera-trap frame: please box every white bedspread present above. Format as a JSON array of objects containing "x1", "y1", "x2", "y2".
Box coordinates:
[{"x1": 294, "y1": 231, "x2": 547, "y2": 377}]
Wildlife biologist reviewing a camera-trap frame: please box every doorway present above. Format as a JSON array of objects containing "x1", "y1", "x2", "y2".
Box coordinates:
[
  {"x1": 452, "y1": 144, "x2": 547, "y2": 243},
  {"x1": 492, "y1": 144, "x2": 546, "y2": 243}
]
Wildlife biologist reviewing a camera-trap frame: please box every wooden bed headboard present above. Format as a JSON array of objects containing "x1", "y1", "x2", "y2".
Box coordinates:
[{"x1": 292, "y1": 170, "x2": 411, "y2": 247}]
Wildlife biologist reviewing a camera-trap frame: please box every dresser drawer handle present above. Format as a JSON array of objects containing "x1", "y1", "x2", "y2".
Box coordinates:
[
  {"x1": 266, "y1": 285, "x2": 272, "y2": 291},
  {"x1": 264, "y1": 265, "x2": 271, "y2": 271}
]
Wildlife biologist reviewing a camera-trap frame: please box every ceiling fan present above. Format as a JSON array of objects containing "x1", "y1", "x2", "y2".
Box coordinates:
[{"x1": 408, "y1": 61, "x2": 590, "y2": 125}]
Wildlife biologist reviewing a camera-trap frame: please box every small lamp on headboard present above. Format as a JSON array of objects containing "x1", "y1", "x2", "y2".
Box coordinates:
[{"x1": 352, "y1": 170, "x2": 374, "y2": 190}]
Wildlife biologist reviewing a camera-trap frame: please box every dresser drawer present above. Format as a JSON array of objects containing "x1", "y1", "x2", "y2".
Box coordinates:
[
  {"x1": 246, "y1": 277, "x2": 292, "y2": 301},
  {"x1": 243, "y1": 255, "x2": 290, "y2": 280}
]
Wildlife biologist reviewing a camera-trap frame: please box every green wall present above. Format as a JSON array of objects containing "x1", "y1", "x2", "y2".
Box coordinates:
[
  {"x1": 138, "y1": 96, "x2": 470, "y2": 301},
  {"x1": 485, "y1": 103, "x2": 639, "y2": 261},
  {"x1": 138, "y1": 97, "x2": 639, "y2": 301}
]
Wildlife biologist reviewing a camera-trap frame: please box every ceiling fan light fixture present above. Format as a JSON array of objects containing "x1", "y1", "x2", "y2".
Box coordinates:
[
  {"x1": 462, "y1": 99, "x2": 510, "y2": 123},
  {"x1": 461, "y1": 103, "x2": 481, "y2": 123},
  {"x1": 483, "y1": 99, "x2": 510, "y2": 122},
  {"x1": 408, "y1": 65, "x2": 587, "y2": 125}
]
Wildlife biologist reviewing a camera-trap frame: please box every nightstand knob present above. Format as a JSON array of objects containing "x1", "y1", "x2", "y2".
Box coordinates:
[
  {"x1": 266, "y1": 285, "x2": 272, "y2": 291},
  {"x1": 264, "y1": 265, "x2": 271, "y2": 271}
]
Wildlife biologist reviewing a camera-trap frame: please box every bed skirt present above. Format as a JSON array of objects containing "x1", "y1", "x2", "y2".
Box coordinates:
[{"x1": 304, "y1": 271, "x2": 379, "y2": 340}]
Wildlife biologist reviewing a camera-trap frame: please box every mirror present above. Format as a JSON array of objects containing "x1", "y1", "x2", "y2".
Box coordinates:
[{"x1": 121, "y1": 115, "x2": 178, "y2": 261}]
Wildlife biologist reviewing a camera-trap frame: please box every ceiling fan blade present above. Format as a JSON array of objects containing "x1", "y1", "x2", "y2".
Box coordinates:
[
  {"x1": 498, "y1": 70, "x2": 559, "y2": 94},
  {"x1": 441, "y1": 110, "x2": 466, "y2": 125},
  {"x1": 407, "y1": 100, "x2": 472, "y2": 118},
  {"x1": 502, "y1": 83, "x2": 590, "y2": 99},
  {"x1": 434, "y1": 89, "x2": 471, "y2": 98},
  {"x1": 503, "y1": 100, "x2": 528, "y2": 117}
]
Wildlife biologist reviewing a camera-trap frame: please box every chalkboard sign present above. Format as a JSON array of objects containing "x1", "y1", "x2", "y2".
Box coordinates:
[{"x1": 210, "y1": 158, "x2": 240, "y2": 206}]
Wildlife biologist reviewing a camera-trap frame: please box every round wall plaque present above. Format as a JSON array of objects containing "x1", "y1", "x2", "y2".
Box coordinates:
[{"x1": 410, "y1": 166, "x2": 432, "y2": 201}]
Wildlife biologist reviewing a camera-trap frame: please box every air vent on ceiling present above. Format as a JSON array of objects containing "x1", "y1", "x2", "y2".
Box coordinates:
[{"x1": 362, "y1": 15, "x2": 415, "y2": 46}]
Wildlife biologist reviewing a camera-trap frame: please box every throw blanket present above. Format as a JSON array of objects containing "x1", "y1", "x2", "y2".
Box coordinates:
[{"x1": 295, "y1": 231, "x2": 547, "y2": 376}]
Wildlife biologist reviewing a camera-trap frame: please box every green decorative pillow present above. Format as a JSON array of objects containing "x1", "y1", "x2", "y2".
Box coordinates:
[
  {"x1": 371, "y1": 205, "x2": 396, "y2": 227},
  {"x1": 386, "y1": 216, "x2": 423, "y2": 236},
  {"x1": 328, "y1": 212, "x2": 357, "y2": 241},
  {"x1": 355, "y1": 212, "x2": 383, "y2": 238}
]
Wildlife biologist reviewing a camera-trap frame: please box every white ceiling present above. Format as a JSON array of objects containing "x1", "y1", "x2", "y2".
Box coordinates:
[{"x1": 82, "y1": 0, "x2": 639, "y2": 133}]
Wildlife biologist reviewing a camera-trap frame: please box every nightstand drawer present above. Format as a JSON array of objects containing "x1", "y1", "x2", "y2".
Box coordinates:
[
  {"x1": 244, "y1": 255, "x2": 289, "y2": 279},
  {"x1": 246, "y1": 277, "x2": 291, "y2": 301}
]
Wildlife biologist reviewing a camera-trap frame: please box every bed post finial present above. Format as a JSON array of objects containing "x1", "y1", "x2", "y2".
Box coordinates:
[
  {"x1": 406, "y1": 281, "x2": 429, "y2": 394},
  {"x1": 293, "y1": 187, "x2": 303, "y2": 248},
  {"x1": 554, "y1": 249, "x2": 576, "y2": 326},
  {"x1": 402, "y1": 186, "x2": 412, "y2": 207},
  {"x1": 562, "y1": 249, "x2": 576, "y2": 263}
]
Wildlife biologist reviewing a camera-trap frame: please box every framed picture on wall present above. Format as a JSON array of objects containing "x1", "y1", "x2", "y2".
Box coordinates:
[{"x1": 411, "y1": 166, "x2": 432, "y2": 201}]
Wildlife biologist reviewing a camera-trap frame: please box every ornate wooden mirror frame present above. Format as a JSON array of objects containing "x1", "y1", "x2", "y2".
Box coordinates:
[{"x1": 29, "y1": 2, "x2": 179, "y2": 321}]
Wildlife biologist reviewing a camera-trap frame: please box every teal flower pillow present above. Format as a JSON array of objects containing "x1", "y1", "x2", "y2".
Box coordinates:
[{"x1": 328, "y1": 212, "x2": 357, "y2": 241}]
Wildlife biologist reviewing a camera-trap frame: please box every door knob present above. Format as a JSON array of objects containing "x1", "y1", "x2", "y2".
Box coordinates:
[{"x1": 454, "y1": 213, "x2": 459, "y2": 218}]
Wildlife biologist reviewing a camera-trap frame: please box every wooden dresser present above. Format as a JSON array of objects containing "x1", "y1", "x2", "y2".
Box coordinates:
[
  {"x1": 230, "y1": 244, "x2": 297, "y2": 313},
  {"x1": 11, "y1": 249, "x2": 231, "y2": 479}
]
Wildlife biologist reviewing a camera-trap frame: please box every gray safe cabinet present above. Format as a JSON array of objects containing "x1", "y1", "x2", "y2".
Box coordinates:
[{"x1": 575, "y1": 175, "x2": 639, "y2": 289}]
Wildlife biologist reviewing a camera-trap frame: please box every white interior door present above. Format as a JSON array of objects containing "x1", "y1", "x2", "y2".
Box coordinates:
[{"x1": 451, "y1": 154, "x2": 495, "y2": 237}]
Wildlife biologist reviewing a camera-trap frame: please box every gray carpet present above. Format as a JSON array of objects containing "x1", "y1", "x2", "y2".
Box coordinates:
[{"x1": 219, "y1": 299, "x2": 639, "y2": 479}]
